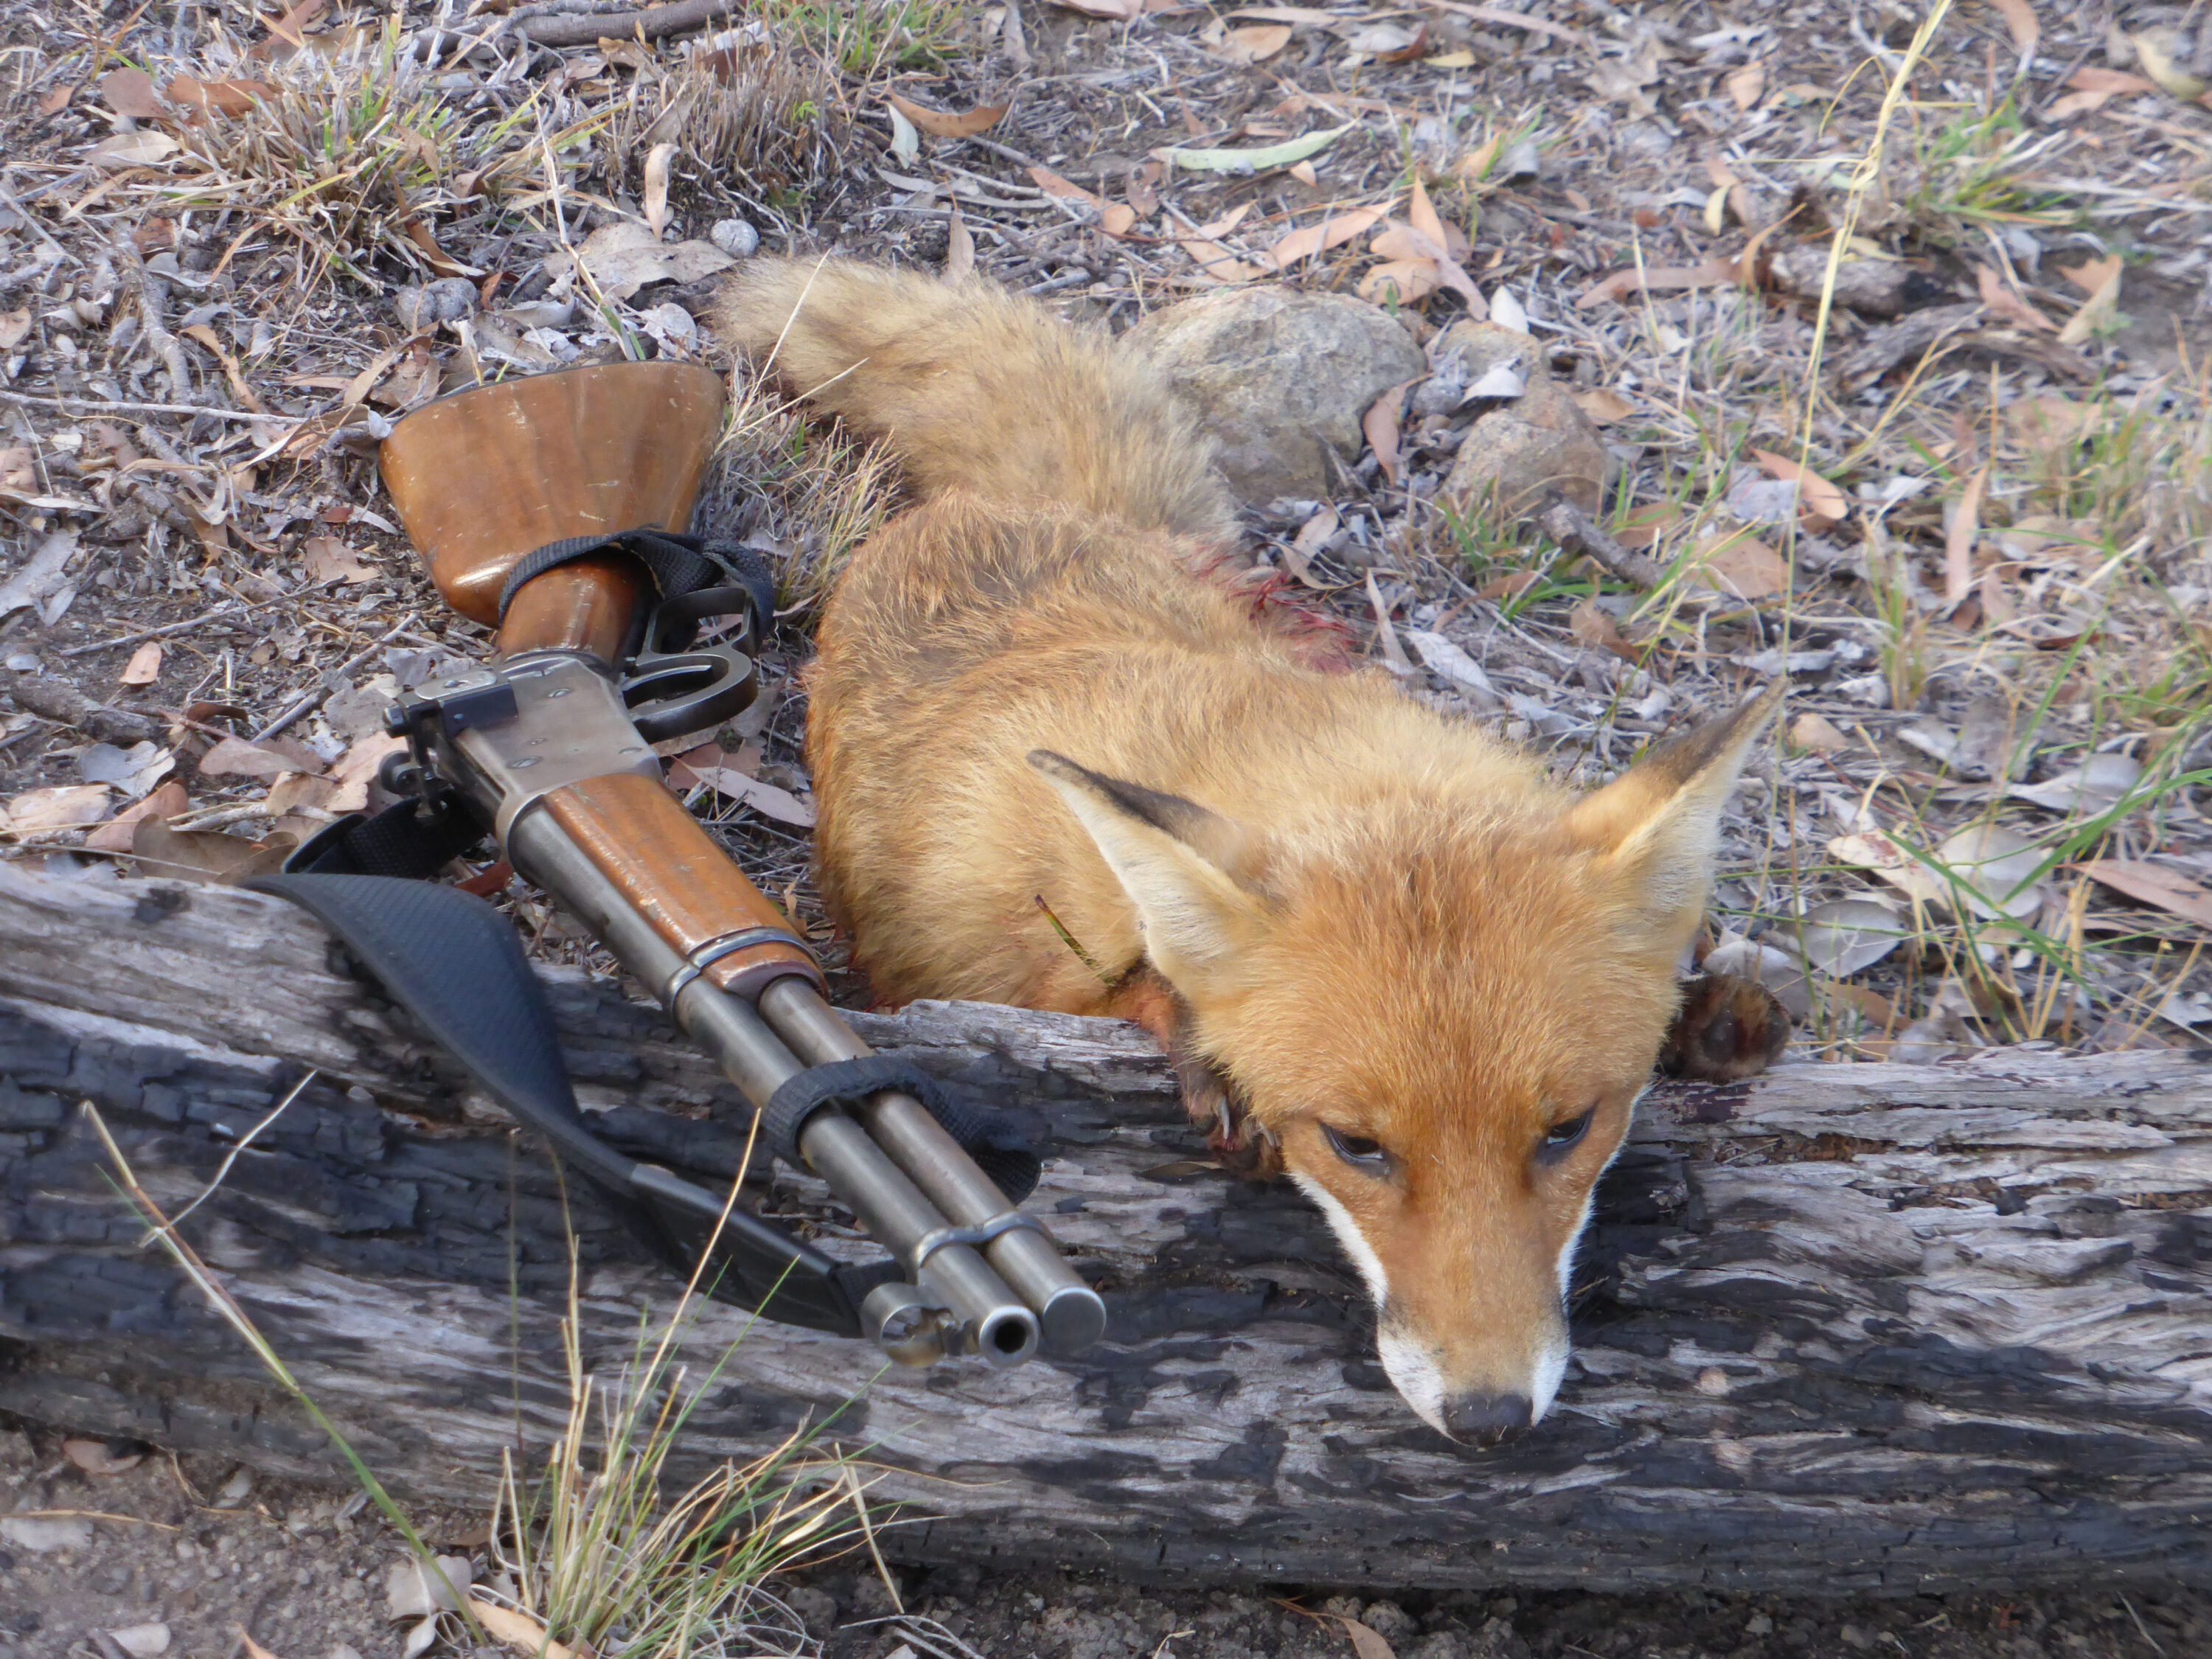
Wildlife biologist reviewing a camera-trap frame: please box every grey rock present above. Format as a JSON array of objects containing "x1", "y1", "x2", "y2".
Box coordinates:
[
  {"x1": 393, "y1": 278, "x2": 478, "y2": 330},
  {"x1": 1769, "y1": 244, "x2": 1931, "y2": 319},
  {"x1": 710, "y1": 218, "x2": 760, "y2": 258},
  {"x1": 1437, "y1": 321, "x2": 1611, "y2": 517},
  {"x1": 1124, "y1": 288, "x2": 1424, "y2": 502}
]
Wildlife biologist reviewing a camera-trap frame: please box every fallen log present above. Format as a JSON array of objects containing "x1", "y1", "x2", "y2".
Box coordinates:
[{"x1": 0, "y1": 861, "x2": 2207, "y2": 1596}]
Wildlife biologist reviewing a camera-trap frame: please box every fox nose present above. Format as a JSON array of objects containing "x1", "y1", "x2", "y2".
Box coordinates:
[{"x1": 1441, "y1": 1392, "x2": 1533, "y2": 1447}]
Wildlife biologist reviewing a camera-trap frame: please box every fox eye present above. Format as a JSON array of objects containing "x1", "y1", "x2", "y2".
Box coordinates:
[
  {"x1": 1321, "y1": 1123, "x2": 1391, "y2": 1173},
  {"x1": 1539, "y1": 1109, "x2": 1595, "y2": 1161}
]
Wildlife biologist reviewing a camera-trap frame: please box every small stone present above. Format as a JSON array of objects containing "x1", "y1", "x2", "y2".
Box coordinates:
[
  {"x1": 1436, "y1": 320, "x2": 1611, "y2": 518},
  {"x1": 106, "y1": 1623, "x2": 170, "y2": 1658},
  {"x1": 710, "y1": 218, "x2": 760, "y2": 258},
  {"x1": 1745, "y1": 1612, "x2": 1775, "y2": 1635},
  {"x1": 0, "y1": 1515, "x2": 91, "y2": 1553},
  {"x1": 393, "y1": 277, "x2": 478, "y2": 331},
  {"x1": 1840, "y1": 1624, "x2": 1874, "y2": 1651},
  {"x1": 1124, "y1": 288, "x2": 1424, "y2": 502},
  {"x1": 1363, "y1": 1600, "x2": 1419, "y2": 1642}
]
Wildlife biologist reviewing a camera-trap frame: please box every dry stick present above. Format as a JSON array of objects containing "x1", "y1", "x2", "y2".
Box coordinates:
[
  {"x1": 1534, "y1": 500, "x2": 1666, "y2": 590},
  {"x1": 59, "y1": 602, "x2": 248, "y2": 657},
  {"x1": 0, "y1": 388, "x2": 281, "y2": 425},
  {"x1": 250, "y1": 619, "x2": 412, "y2": 742},
  {"x1": 411, "y1": 0, "x2": 739, "y2": 52}
]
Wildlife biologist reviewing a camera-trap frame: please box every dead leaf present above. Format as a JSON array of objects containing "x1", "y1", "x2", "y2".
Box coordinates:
[
  {"x1": 1, "y1": 783, "x2": 111, "y2": 835},
  {"x1": 1477, "y1": 569, "x2": 1540, "y2": 601},
  {"x1": 1577, "y1": 256, "x2": 1742, "y2": 308},
  {"x1": 1749, "y1": 448, "x2": 1848, "y2": 529},
  {"x1": 1359, "y1": 257, "x2": 1439, "y2": 306},
  {"x1": 1267, "y1": 201, "x2": 1396, "y2": 268},
  {"x1": 327, "y1": 732, "x2": 406, "y2": 812},
  {"x1": 1989, "y1": 0, "x2": 2037, "y2": 54},
  {"x1": 86, "y1": 131, "x2": 178, "y2": 169},
  {"x1": 1571, "y1": 388, "x2": 1635, "y2": 424},
  {"x1": 944, "y1": 203, "x2": 975, "y2": 282},
  {"x1": 687, "y1": 766, "x2": 815, "y2": 827},
  {"x1": 1365, "y1": 571, "x2": 1414, "y2": 675},
  {"x1": 1212, "y1": 22, "x2": 1292, "y2": 63},
  {"x1": 1724, "y1": 60, "x2": 1765, "y2": 111},
  {"x1": 886, "y1": 93, "x2": 1008, "y2": 139},
  {"x1": 63, "y1": 1437, "x2": 145, "y2": 1475},
  {"x1": 1791, "y1": 712, "x2": 1852, "y2": 753},
  {"x1": 1284, "y1": 504, "x2": 1336, "y2": 586},
  {"x1": 100, "y1": 67, "x2": 166, "y2": 119},
  {"x1": 2078, "y1": 860, "x2": 2212, "y2": 931},
  {"x1": 2056, "y1": 254, "x2": 2123, "y2": 347},
  {"x1": 1568, "y1": 598, "x2": 1639, "y2": 663},
  {"x1": 200, "y1": 735, "x2": 320, "y2": 779},
  {"x1": 119, "y1": 641, "x2": 164, "y2": 686},
  {"x1": 1695, "y1": 533, "x2": 1787, "y2": 600},
  {"x1": 2046, "y1": 65, "x2": 2159, "y2": 118},
  {"x1": 1050, "y1": 0, "x2": 1144, "y2": 16},
  {"x1": 302, "y1": 536, "x2": 376, "y2": 585},
  {"x1": 561, "y1": 222, "x2": 734, "y2": 302},
  {"x1": 2131, "y1": 30, "x2": 2210, "y2": 100},
  {"x1": 466, "y1": 1599, "x2": 589, "y2": 1659},
  {"x1": 1946, "y1": 465, "x2": 1988, "y2": 608},
  {"x1": 0, "y1": 309, "x2": 29, "y2": 350},
  {"x1": 126, "y1": 816, "x2": 295, "y2": 884},
  {"x1": 1329, "y1": 1615, "x2": 1397, "y2": 1659},
  {"x1": 1363, "y1": 378, "x2": 1418, "y2": 484},
  {"x1": 1028, "y1": 167, "x2": 1138, "y2": 239},
  {"x1": 83, "y1": 782, "x2": 188, "y2": 852},
  {"x1": 166, "y1": 76, "x2": 276, "y2": 116},
  {"x1": 80, "y1": 741, "x2": 175, "y2": 799},
  {"x1": 265, "y1": 771, "x2": 338, "y2": 819},
  {"x1": 237, "y1": 1630, "x2": 285, "y2": 1659},
  {"x1": 1973, "y1": 263, "x2": 2054, "y2": 332},
  {"x1": 642, "y1": 142, "x2": 677, "y2": 240},
  {"x1": 179, "y1": 323, "x2": 268, "y2": 414}
]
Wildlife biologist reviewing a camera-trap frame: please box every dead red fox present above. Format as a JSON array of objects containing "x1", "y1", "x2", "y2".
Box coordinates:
[{"x1": 715, "y1": 260, "x2": 1781, "y2": 1445}]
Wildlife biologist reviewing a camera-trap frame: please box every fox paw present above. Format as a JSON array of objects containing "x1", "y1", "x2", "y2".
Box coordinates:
[{"x1": 1658, "y1": 973, "x2": 1791, "y2": 1082}]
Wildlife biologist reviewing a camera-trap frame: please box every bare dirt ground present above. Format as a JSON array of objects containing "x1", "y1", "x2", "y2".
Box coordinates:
[{"x1": 3, "y1": 0, "x2": 2211, "y2": 1653}]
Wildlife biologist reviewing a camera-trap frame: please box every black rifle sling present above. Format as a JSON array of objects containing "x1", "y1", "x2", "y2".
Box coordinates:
[
  {"x1": 248, "y1": 874, "x2": 898, "y2": 1335},
  {"x1": 496, "y1": 529, "x2": 777, "y2": 650}
]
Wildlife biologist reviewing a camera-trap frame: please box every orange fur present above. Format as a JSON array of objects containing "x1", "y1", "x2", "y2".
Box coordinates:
[{"x1": 713, "y1": 260, "x2": 1783, "y2": 1444}]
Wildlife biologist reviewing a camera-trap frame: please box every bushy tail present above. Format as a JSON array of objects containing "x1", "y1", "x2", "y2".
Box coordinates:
[{"x1": 712, "y1": 257, "x2": 1235, "y2": 543}]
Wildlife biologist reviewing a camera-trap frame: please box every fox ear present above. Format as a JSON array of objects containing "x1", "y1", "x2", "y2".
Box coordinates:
[
  {"x1": 1565, "y1": 683, "x2": 1784, "y2": 944},
  {"x1": 1028, "y1": 751, "x2": 1270, "y2": 987}
]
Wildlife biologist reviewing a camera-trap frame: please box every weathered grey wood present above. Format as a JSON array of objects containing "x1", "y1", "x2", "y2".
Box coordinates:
[{"x1": 1, "y1": 860, "x2": 2208, "y2": 1596}]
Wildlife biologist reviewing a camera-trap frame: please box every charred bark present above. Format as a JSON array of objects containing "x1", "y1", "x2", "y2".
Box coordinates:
[{"x1": 1, "y1": 863, "x2": 2208, "y2": 1595}]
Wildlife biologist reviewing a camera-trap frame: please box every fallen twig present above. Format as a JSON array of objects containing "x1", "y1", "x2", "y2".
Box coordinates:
[
  {"x1": 1534, "y1": 500, "x2": 1667, "y2": 590},
  {"x1": 1, "y1": 666, "x2": 161, "y2": 746},
  {"x1": 59, "y1": 603, "x2": 249, "y2": 658},
  {"x1": 0, "y1": 389, "x2": 282, "y2": 426},
  {"x1": 250, "y1": 619, "x2": 413, "y2": 742}
]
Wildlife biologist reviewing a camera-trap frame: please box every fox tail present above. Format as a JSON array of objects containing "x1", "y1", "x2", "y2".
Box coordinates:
[{"x1": 711, "y1": 257, "x2": 1234, "y2": 542}]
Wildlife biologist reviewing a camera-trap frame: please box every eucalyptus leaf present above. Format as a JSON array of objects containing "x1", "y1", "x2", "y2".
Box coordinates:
[
  {"x1": 1158, "y1": 123, "x2": 1353, "y2": 175},
  {"x1": 1792, "y1": 898, "x2": 1911, "y2": 978}
]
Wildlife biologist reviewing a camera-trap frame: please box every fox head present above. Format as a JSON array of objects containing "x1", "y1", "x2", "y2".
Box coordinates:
[{"x1": 1029, "y1": 686, "x2": 1780, "y2": 1446}]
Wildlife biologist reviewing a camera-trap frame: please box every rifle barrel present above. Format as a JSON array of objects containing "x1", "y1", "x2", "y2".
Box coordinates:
[{"x1": 507, "y1": 807, "x2": 1040, "y2": 1365}]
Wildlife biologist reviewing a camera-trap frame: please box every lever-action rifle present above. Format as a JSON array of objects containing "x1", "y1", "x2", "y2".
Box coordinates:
[{"x1": 265, "y1": 361, "x2": 1103, "y2": 1369}]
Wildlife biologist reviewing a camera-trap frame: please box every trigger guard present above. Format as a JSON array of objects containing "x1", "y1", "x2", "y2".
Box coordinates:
[{"x1": 622, "y1": 646, "x2": 759, "y2": 745}]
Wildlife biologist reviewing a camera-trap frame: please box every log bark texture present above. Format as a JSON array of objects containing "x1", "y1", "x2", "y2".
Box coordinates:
[{"x1": 0, "y1": 862, "x2": 2208, "y2": 1596}]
